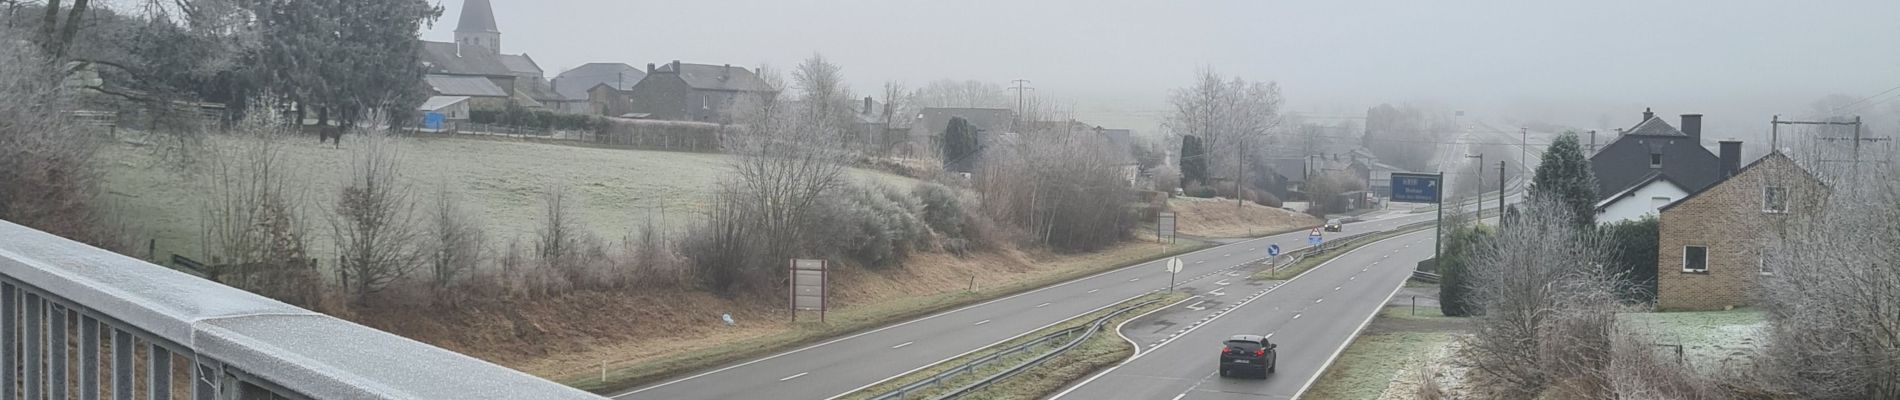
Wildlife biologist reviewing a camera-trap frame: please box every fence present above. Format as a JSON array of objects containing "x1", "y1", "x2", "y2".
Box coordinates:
[
  {"x1": 868, "y1": 299, "x2": 1160, "y2": 400},
  {"x1": 0, "y1": 220, "x2": 604, "y2": 400}
]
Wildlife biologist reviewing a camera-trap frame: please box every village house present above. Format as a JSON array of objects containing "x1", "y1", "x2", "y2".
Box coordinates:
[
  {"x1": 417, "y1": 0, "x2": 566, "y2": 111},
  {"x1": 907, "y1": 107, "x2": 1014, "y2": 159},
  {"x1": 623, "y1": 61, "x2": 778, "y2": 122},
  {"x1": 1654, "y1": 151, "x2": 1826, "y2": 311},
  {"x1": 1591, "y1": 109, "x2": 1724, "y2": 224},
  {"x1": 551, "y1": 63, "x2": 645, "y2": 115}
]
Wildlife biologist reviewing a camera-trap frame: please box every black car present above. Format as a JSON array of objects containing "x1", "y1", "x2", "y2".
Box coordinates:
[
  {"x1": 1218, "y1": 334, "x2": 1277, "y2": 378},
  {"x1": 1324, "y1": 219, "x2": 1344, "y2": 232}
]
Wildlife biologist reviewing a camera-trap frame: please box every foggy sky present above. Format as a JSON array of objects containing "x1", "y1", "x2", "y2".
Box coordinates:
[{"x1": 423, "y1": 0, "x2": 1900, "y2": 140}]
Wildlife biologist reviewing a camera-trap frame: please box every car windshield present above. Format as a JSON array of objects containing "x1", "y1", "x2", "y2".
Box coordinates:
[
  {"x1": 1328, "y1": 220, "x2": 1341, "y2": 224},
  {"x1": 1224, "y1": 340, "x2": 1262, "y2": 351}
]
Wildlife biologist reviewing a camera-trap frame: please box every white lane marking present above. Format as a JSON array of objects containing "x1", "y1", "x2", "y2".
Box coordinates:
[
  {"x1": 1223, "y1": 253, "x2": 1232, "y2": 257},
  {"x1": 1195, "y1": 260, "x2": 1206, "y2": 264},
  {"x1": 1209, "y1": 289, "x2": 1227, "y2": 296},
  {"x1": 892, "y1": 342, "x2": 913, "y2": 349},
  {"x1": 1186, "y1": 301, "x2": 1208, "y2": 311},
  {"x1": 1214, "y1": 279, "x2": 1231, "y2": 286},
  {"x1": 974, "y1": 319, "x2": 990, "y2": 326},
  {"x1": 1170, "y1": 394, "x2": 1187, "y2": 400},
  {"x1": 1350, "y1": 276, "x2": 1356, "y2": 281},
  {"x1": 1334, "y1": 286, "x2": 1342, "y2": 291},
  {"x1": 1316, "y1": 298, "x2": 1324, "y2": 303},
  {"x1": 1292, "y1": 259, "x2": 1415, "y2": 399},
  {"x1": 1130, "y1": 278, "x2": 1140, "y2": 282},
  {"x1": 1293, "y1": 313, "x2": 1302, "y2": 319},
  {"x1": 1055, "y1": 295, "x2": 1202, "y2": 400},
  {"x1": 1088, "y1": 289, "x2": 1100, "y2": 294},
  {"x1": 780, "y1": 372, "x2": 808, "y2": 381},
  {"x1": 1036, "y1": 302, "x2": 1052, "y2": 308}
]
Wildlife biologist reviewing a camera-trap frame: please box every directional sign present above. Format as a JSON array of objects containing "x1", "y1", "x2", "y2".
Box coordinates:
[
  {"x1": 1166, "y1": 257, "x2": 1184, "y2": 274},
  {"x1": 1390, "y1": 173, "x2": 1443, "y2": 204},
  {"x1": 1309, "y1": 236, "x2": 1323, "y2": 246},
  {"x1": 1267, "y1": 244, "x2": 1281, "y2": 257}
]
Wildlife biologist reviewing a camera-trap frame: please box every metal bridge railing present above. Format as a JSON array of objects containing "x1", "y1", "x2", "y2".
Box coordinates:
[{"x1": 0, "y1": 220, "x2": 605, "y2": 400}]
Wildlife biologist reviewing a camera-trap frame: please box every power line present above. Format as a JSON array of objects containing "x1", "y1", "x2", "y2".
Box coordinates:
[{"x1": 1827, "y1": 83, "x2": 1900, "y2": 117}]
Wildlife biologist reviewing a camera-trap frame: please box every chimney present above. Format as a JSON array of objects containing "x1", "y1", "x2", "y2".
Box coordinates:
[
  {"x1": 1680, "y1": 114, "x2": 1703, "y2": 141},
  {"x1": 1719, "y1": 141, "x2": 1743, "y2": 177},
  {"x1": 721, "y1": 64, "x2": 731, "y2": 81},
  {"x1": 1641, "y1": 107, "x2": 1654, "y2": 123},
  {"x1": 864, "y1": 97, "x2": 874, "y2": 114},
  {"x1": 647, "y1": 63, "x2": 656, "y2": 73},
  {"x1": 671, "y1": 60, "x2": 682, "y2": 73}
]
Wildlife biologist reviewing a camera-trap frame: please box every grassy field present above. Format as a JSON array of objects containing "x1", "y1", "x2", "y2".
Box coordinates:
[
  {"x1": 1306, "y1": 305, "x2": 1465, "y2": 400},
  {"x1": 1168, "y1": 197, "x2": 1320, "y2": 238},
  {"x1": 102, "y1": 132, "x2": 915, "y2": 262},
  {"x1": 1617, "y1": 308, "x2": 1765, "y2": 369}
]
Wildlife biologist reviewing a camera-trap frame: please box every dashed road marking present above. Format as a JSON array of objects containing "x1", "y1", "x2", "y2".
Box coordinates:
[
  {"x1": 1186, "y1": 301, "x2": 1208, "y2": 311},
  {"x1": 780, "y1": 372, "x2": 809, "y2": 381},
  {"x1": 1087, "y1": 289, "x2": 1100, "y2": 294},
  {"x1": 974, "y1": 319, "x2": 990, "y2": 326},
  {"x1": 1334, "y1": 286, "x2": 1341, "y2": 291},
  {"x1": 1036, "y1": 302, "x2": 1052, "y2": 308},
  {"x1": 1316, "y1": 298, "x2": 1324, "y2": 303},
  {"x1": 1215, "y1": 279, "x2": 1231, "y2": 286},
  {"x1": 892, "y1": 342, "x2": 913, "y2": 349},
  {"x1": 1293, "y1": 313, "x2": 1302, "y2": 319},
  {"x1": 1130, "y1": 278, "x2": 1140, "y2": 282},
  {"x1": 1209, "y1": 289, "x2": 1227, "y2": 296}
]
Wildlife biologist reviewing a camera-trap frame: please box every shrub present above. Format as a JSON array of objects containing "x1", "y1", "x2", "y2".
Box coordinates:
[
  {"x1": 913, "y1": 182, "x2": 966, "y2": 239},
  {"x1": 1600, "y1": 216, "x2": 1658, "y2": 305},
  {"x1": 814, "y1": 184, "x2": 926, "y2": 270}
]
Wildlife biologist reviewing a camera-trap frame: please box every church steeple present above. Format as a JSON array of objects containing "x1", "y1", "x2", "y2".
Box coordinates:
[{"x1": 455, "y1": 0, "x2": 501, "y2": 54}]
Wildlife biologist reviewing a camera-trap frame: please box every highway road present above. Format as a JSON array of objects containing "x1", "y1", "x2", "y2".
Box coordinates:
[
  {"x1": 1051, "y1": 229, "x2": 1437, "y2": 400},
  {"x1": 615, "y1": 206, "x2": 1462, "y2": 400}
]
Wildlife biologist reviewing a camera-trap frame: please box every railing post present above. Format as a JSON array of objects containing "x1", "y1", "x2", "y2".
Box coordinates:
[
  {"x1": 51, "y1": 305, "x2": 69, "y2": 400},
  {"x1": 82, "y1": 315, "x2": 100, "y2": 400},
  {"x1": 150, "y1": 343, "x2": 173, "y2": 400},
  {"x1": 26, "y1": 293, "x2": 42, "y2": 400},
  {"x1": 114, "y1": 328, "x2": 134, "y2": 400},
  {"x1": 2, "y1": 283, "x2": 15, "y2": 400}
]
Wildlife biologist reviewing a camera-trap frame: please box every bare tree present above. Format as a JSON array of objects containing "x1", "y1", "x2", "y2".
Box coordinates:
[
  {"x1": 792, "y1": 53, "x2": 857, "y2": 148},
  {"x1": 328, "y1": 129, "x2": 422, "y2": 304},
  {"x1": 1754, "y1": 160, "x2": 1899, "y2": 399},
  {"x1": 1459, "y1": 198, "x2": 1621, "y2": 397},
  {"x1": 974, "y1": 108, "x2": 1136, "y2": 252},
  {"x1": 198, "y1": 111, "x2": 320, "y2": 307},
  {"x1": 424, "y1": 186, "x2": 485, "y2": 304},
  {"x1": 913, "y1": 79, "x2": 1008, "y2": 109},
  {"x1": 1165, "y1": 68, "x2": 1283, "y2": 184},
  {"x1": 0, "y1": 29, "x2": 108, "y2": 245}
]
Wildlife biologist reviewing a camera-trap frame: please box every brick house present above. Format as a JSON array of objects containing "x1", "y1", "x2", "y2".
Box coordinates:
[{"x1": 1655, "y1": 151, "x2": 1825, "y2": 311}]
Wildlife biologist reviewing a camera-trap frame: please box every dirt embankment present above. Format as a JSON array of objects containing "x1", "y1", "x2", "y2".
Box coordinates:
[
  {"x1": 351, "y1": 240, "x2": 1180, "y2": 386},
  {"x1": 1168, "y1": 197, "x2": 1322, "y2": 238}
]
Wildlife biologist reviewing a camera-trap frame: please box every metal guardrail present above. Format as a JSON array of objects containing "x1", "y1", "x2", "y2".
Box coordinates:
[
  {"x1": 869, "y1": 300, "x2": 1161, "y2": 400},
  {"x1": 0, "y1": 220, "x2": 604, "y2": 400}
]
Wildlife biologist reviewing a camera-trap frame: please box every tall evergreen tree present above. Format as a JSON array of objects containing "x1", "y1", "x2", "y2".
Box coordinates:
[
  {"x1": 1179, "y1": 135, "x2": 1207, "y2": 188},
  {"x1": 941, "y1": 116, "x2": 976, "y2": 166},
  {"x1": 1528, "y1": 132, "x2": 1599, "y2": 227}
]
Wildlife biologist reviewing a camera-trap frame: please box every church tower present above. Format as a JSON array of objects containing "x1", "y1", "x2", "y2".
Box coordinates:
[{"x1": 455, "y1": 0, "x2": 501, "y2": 54}]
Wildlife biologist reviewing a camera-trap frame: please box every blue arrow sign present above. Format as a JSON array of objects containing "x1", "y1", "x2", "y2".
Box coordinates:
[
  {"x1": 1267, "y1": 244, "x2": 1281, "y2": 257},
  {"x1": 1308, "y1": 236, "x2": 1323, "y2": 246}
]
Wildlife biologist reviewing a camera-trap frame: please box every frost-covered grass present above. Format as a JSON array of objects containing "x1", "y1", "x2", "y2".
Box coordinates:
[
  {"x1": 102, "y1": 132, "x2": 914, "y2": 261},
  {"x1": 1617, "y1": 308, "x2": 1766, "y2": 370},
  {"x1": 1307, "y1": 332, "x2": 1457, "y2": 400}
]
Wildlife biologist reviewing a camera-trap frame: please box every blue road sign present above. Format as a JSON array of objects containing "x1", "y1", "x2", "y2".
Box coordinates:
[
  {"x1": 1390, "y1": 173, "x2": 1443, "y2": 204},
  {"x1": 1267, "y1": 244, "x2": 1281, "y2": 257},
  {"x1": 1308, "y1": 236, "x2": 1323, "y2": 246}
]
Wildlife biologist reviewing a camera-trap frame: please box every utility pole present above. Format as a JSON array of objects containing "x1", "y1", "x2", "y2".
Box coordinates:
[
  {"x1": 1237, "y1": 140, "x2": 1247, "y2": 208},
  {"x1": 1520, "y1": 127, "x2": 1529, "y2": 168},
  {"x1": 1498, "y1": 161, "x2": 1507, "y2": 220},
  {"x1": 1009, "y1": 79, "x2": 1033, "y2": 123},
  {"x1": 1465, "y1": 154, "x2": 1483, "y2": 221}
]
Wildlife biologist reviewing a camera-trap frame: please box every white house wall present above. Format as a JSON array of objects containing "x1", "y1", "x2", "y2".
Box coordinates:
[{"x1": 1597, "y1": 181, "x2": 1689, "y2": 224}]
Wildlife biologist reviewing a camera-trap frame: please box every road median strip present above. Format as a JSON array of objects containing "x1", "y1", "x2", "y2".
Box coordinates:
[{"x1": 839, "y1": 292, "x2": 1186, "y2": 400}]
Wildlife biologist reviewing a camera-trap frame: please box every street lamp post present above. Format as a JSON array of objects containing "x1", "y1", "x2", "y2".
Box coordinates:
[{"x1": 1465, "y1": 153, "x2": 1484, "y2": 221}]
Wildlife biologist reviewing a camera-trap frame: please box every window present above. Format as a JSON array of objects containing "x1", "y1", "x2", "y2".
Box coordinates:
[
  {"x1": 1649, "y1": 153, "x2": 1663, "y2": 168},
  {"x1": 1760, "y1": 256, "x2": 1773, "y2": 275},
  {"x1": 1682, "y1": 246, "x2": 1708, "y2": 273},
  {"x1": 1763, "y1": 186, "x2": 1788, "y2": 213},
  {"x1": 1650, "y1": 196, "x2": 1672, "y2": 209}
]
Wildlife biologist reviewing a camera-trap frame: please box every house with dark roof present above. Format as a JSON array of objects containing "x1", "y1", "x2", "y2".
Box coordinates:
[
  {"x1": 1655, "y1": 151, "x2": 1826, "y2": 310},
  {"x1": 623, "y1": 61, "x2": 778, "y2": 122},
  {"x1": 424, "y1": 75, "x2": 510, "y2": 110},
  {"x1": 551, "y1": 63, "x2": 645, "y2": 115},
  {"x1": 1589, "y1": 108, "x2": 1725, "y2": 223},
  {"x1": 417, "y1": 0, "x2": 565, "y2": 111}
]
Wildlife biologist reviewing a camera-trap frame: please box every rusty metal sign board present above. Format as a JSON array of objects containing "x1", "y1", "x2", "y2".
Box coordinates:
[
  {"x1": 790, "y1": 259, "x2": 828, "y2": 322},
  {"x1": 1157, "y1": 211, "x2": 1177, "y2": 244}
]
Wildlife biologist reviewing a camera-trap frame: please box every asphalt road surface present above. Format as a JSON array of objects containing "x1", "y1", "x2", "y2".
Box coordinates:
[
  {"x1": 1051, "y1": 229, "x2": 1436, "y2": 400},
  {"x1": 615, "y1": 208, "x2": 1452, "y2": 400}
]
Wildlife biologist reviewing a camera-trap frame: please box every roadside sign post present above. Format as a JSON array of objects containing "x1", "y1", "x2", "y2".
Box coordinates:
[
  {"x1": 1165, "y1": 257, "x2": 1184, "y2": 293},
  {"x1": 1157, "y1": 212, "x2": 1177, "y2": 245},
  {"x1": 790, "y1": 259, "x2": 828, "y2": 323},
  {"x1": 1267, "y1": 244, "x2": 1281, "y2": 276},
  {"x1": 1389, "y1": 172, "x2": 1445, "y2": 261}
]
